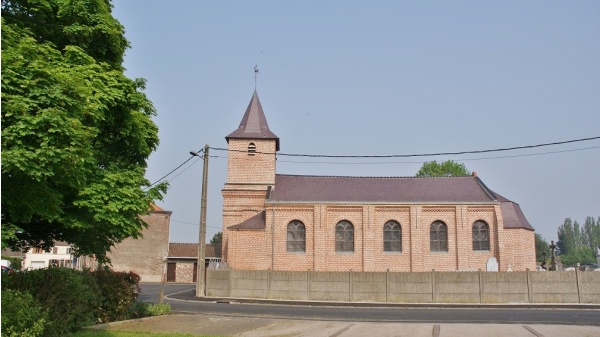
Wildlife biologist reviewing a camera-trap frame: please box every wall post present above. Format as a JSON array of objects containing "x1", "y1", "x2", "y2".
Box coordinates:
[
  {"x1": 307, "y1": 270, "x2": 311, "y2": 301},
  {"x1": 526, "y1": 268, "x2": 532, "y2": 303},
  {"x1": 267, "y1": 269, "x2": 271, "y2": 299},
  {"x1": 386, "y1": 269, "x2": 389, "y2": 303},
  {"x1": 575, "y1": 268, "x2": 582, "y2": 303},
  {"x1": 228, "y1": 269, "x2": 232, "y2": 297},
  {"x1": 431, "y1": 269, "x2": 436, "y2": 303},
  {"x1": 478, "y1": 269, "x2": 483, "y2": 304},
  {"x1": 349, "y1": 270, "x2": 354, "y2": 302}
]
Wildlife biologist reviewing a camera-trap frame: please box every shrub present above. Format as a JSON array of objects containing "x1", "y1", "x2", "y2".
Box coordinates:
[
  {"x1": 1, "y1": 289, "x2": 47, "y2": 337},
  {"x1": 146, "y1": 303, "x2": 171, "y2": 316},
  {"x1": 92, "y1": 269, "x2": 141, "y2": 322},
  {"x1": 127, "y1": 300, "x2": 150, "y2": 319},
  {"x1": 2, "y1": 267, "x2": 100, "y2": 337}
]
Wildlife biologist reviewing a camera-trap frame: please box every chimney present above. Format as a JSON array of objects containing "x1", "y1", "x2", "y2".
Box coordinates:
[{"x1": 472, "y1": 171, "x2": 478, "y2": 177}]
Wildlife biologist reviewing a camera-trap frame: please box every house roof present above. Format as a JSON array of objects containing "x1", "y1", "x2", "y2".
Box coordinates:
[
  {"x1": 169, "y1": 243, "x2": 197, "y2": 258},
  {"x1": 268, "y1": 174, "x2": 498, "y2": 203},
  {"x1": 225, "y1": 91, "x2": 280, "y2": 151},
  {"x1": 168, "y1": 243, "x2": 222, "y2": 258}
]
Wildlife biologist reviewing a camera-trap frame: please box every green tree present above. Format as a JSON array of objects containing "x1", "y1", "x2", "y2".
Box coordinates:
[
  {"x1": 210, "y1": 232, "x2": 222, "y2": 245},
  {"x1": 557, "y1": 217, "x2": 598, "y2": 267},
  {"x1": 535, "y1": 233, "x2": 550, "y2": 263},
  {"x1": 415, "y1": 160, "x2": 471, "y2": 177},
  {"x1": 557, "y1": 218, "x2": 576, "y2": 255},
  {"x1": 582, "y1": 216, "x2": 600, "y2": 252},
  {"x1": 1, "y1": 0, "x2": 167, "y2": 262}
]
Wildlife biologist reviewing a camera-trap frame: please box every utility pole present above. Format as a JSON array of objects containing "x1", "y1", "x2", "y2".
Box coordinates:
[{"x1": 193, "y1": 144, "x2": 209, "y2": 297}]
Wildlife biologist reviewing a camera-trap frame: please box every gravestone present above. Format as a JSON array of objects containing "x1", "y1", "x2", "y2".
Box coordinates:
[{"x1": 486, "y1": 257, "x2": 499, "y2": 272}]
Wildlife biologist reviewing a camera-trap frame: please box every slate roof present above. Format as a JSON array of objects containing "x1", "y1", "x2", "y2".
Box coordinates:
[
  {"x1": 228, "y1": 174, "x2": 534, "y2": 231},
  {"x1": 226, "y1": 91, "x2": 280, "y2": 151},
  {"x1": 228, "y1": 211, "x2": 266, "y2": 230},
  {"x1": 268, "y1": 174, "x2": 497, "y2": 203},
  {"x1": 496, "y1": 194, "x2": 534, "y2": 230}
]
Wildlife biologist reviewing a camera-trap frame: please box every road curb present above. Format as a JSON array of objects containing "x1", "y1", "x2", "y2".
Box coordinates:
[{"x1": 165, "y1": 291, "x2": 600, "y2": 310}]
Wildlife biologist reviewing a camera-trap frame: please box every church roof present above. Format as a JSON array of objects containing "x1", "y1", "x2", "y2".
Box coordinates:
[
  {"x1": 496, "y1": 194, "x2": 535, "y2": 230},
  {"x1": 228, "y1": 211, "x2": 266, "y2": 231},
  {"x1": 268, "y1": 174, "x2": 498, "y2": 203},
  {"x1": 266, "y1": 174, "x2": 533, "y2": 230},
  {"x1": 226, "y1": 91, "x2": 280, "y2": 151}
]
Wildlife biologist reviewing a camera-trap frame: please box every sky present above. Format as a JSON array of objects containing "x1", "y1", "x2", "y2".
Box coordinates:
[{"x1": 111, "y1": 1, "x2": 599, "y2": 245}]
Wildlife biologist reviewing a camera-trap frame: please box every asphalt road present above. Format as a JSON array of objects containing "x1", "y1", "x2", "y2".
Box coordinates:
[{"x1": 139, "y1": 283, "x2": 600, "y2": 326}]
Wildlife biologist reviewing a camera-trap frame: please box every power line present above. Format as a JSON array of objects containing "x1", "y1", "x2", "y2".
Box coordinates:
[
  {"x1": 148, "y1": 136, "x2": 599, "y2": 187},
  {"x1": 210, "y1": 135, "x2": 600, "y2": 158},
  {"x1": 145, "y1": 148, "x2": 203, "y2": 189},
  {"x1": 272, "y1": 145, "x2": 600, "y2": 165}
]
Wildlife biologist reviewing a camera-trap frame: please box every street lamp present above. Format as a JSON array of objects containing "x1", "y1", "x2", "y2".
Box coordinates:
[{"x1": 191, "y1": 145, "x2": 209, "y2": 297}]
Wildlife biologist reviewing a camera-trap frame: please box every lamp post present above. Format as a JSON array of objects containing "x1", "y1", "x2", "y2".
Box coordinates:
[{"x1": 191, "y1": 145, "x2": 209, "y2": 297}]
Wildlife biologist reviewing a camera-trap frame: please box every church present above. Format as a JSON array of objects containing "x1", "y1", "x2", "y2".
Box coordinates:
[{"x1": 221, "y1": 91, "x2": 536, "y2": 272}]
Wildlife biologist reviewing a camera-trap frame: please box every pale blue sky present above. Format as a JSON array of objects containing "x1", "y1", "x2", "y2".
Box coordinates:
[{"x1": 112, "y1": 1, "x2": 600, "y2": 244}]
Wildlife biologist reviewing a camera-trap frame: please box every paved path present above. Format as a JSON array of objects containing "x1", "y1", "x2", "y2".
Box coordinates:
[{"x1": 93, "y1": 314, "x2": 600, "y2": 337}]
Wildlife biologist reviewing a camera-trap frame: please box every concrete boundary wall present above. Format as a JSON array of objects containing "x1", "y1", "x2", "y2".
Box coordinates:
[{"x1": 206, "y1": 269, "x2": 600, "y2": 304}]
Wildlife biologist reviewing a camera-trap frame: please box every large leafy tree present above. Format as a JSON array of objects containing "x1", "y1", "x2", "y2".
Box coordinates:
[
  {"x1": 415, "y1": 160, "x2": 471, "y2": 177},
  {"x1": 1, "y1": 0, "x2": 167, "y2": 262}
]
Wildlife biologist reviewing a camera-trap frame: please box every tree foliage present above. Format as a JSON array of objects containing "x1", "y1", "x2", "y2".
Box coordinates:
[
  {"x1": 1, "y1": 0, "x2": 167, "y2": 262},
  {"x1": 415, "y1": 160, "x2": 471, "y2": 177},
  {"x1": 210, "y1": 232, "x2": 222, "y2": 245},
  {"x1": 557, "y1": 217, "x2": 599, "y2": 266},
  {"x1": 535, "y1": 233, "x2": 550, "y2": 263}
]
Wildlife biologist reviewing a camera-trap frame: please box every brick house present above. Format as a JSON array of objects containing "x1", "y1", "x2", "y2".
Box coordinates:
[
  {"x1": 107, "y1": 205, "x2": 171, "y2": 282},
  {"x1": 166, "y1": 243, "x2": 222, "y2": 283},
  {"x1": 222, "y1": 91, "x2": 536, "y2": 272}
]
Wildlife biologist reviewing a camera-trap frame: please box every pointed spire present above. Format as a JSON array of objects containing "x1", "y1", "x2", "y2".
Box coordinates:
[{"x1": 226, "y1": 91, "x2": 280, "y2": 151}]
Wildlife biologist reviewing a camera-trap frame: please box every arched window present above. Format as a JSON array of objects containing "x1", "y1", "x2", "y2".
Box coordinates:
[
  {"x1": 383, "y1": 220, "x2": 402, "y2": 252},
  {"x1": 472, "y1": 220, "x2": 490, "y2": 251},
  {"x1": 335, "y1": 220, "x2": 354, "y2": 252},
  {"x1": 287, "y1": 220, "x2": 306, "y2": 252},
  {"x1": 430, "y1": 221, "x2": 448, "y2": 252},
  {"x1": 247, "y1": 142, "x2": 256, "y2": 155}
]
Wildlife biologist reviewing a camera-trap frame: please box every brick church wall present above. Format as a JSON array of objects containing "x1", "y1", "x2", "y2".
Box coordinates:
[{"x1": 225, "y1": 202, "x2": 535, "y2": 272}]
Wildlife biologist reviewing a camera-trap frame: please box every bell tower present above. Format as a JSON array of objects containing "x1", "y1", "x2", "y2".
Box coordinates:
[
  {"x1": 224, "y1": 90, "x2": 279, "y2": 187},
  {"x1": 221, "y1": 91, "x2": 279, "y2": 264}
]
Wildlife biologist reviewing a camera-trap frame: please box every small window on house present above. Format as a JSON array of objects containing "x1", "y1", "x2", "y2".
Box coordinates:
[
  {"x1": 383, "y1": 220, "x2": 402, "y2": 252},
  {"x1": 472, "y1": 220, "x2": 490, "y2": 251},
  {"x1": 335, "y1": 220, "x2": 354, "y2": 252},
  {"x1": 430, "y1": 221, "x2": 448, "y2": 252},
  {"x1": 248, "y1": 142, "x2": 256, "y2": 156},
  {"x1": 287, "y1": 220, "x2": 306, "y2": 252}
]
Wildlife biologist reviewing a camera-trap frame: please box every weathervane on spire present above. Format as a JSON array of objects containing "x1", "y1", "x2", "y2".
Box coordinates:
[{"x1": 254, "y1": 65, "x2": 259, "y2": 90}]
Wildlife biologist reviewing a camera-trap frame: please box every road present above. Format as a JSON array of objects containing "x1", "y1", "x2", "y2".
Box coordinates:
[{"x1": 139, "y1": 283, "x2": 600, "y2": 327}]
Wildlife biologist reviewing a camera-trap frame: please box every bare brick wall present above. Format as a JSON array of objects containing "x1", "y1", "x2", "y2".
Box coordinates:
[
  {"x1": 226, "y1": 139, "x2": 277, "y2": 185},
  {"x1": 107, "y1": 211, "x2": 170, "y2": 282},
  {"x1": 225, "y1": 204, "x2": 536, "y2": 272}
]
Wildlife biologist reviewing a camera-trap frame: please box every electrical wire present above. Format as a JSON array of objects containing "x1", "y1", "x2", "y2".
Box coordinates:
[
  {"x1": 144, "y1": 148, "x2": 203, "y2": 189},
  {"x1": 147, "y1": 136, "x2": 600, "y2": 188},
  {"x1": 210, "y1": 135, "x2": 600, "y2": 158}
]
